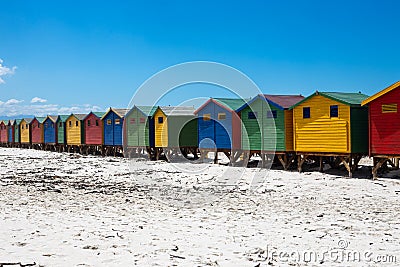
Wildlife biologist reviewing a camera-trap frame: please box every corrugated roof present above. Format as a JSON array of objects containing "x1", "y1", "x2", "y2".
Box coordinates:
[
  {"x1": 158, "y1": 106, "x2": 196, "y2": 116},
  {"x1": 92, "y1": 112, "x2": 106, "y2": 118},
  {"x1": 263, "y1": 94, "x2": 304, "y2": 109},
  {"x1": 47, "y1": 115, "x2": 58, "y2": 122},
  {"x1": 24, "y1": 118, "x2": 33, "y2": 124},
  {"x1": 136, "y1": 106, "x2": 158, "y2": 117},
  {"x1": 290, "y1": 91, "x2": 369, "y2": 109},
  {"x1": 213, "y1": 98, "x2": 248, "y2": 111},
  {"x1": 361, "y1": 81, "x2": 400, "y2": 106},
  {"x1": 113, "y1": 108, "x2": 129, "y2": 118},
  {"x1": 57, "y1": 115, "x2": 70, "y2": 122},
  {"x1": 34, "y1": 117, "x2": 46, "y2": 124},
  {"x1": 74, "y1": 114, "x2": 87, "y2": 121}
]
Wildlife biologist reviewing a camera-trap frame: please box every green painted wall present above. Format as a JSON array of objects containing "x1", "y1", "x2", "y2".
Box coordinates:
[
  {"x1": 241, "y1": 98, "x2": 284, "y2": 151},
  {"x1": 57, "y1": 122, "x2": 65, "y2": 144},
  {"x1": 126, "y1": 108, "x2": 149, "y2": 147},
  {"x1": 350, "y1": 107, "x2": 369, "y2": 153},
  {"x1": 168, "y1": 116, "x2": 198, "y2": 147}
]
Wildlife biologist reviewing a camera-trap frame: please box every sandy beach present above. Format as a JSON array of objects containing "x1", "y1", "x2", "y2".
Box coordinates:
[{"x1": 0, "y1": 148, "x2": 399, "y2": 266}]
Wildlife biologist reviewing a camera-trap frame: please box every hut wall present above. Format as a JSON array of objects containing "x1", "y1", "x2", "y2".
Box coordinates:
[
  {"x1": 293, "y1": 95, "x2": 351, "y2": 153},
  {"x1": 66, "y1": 117, "x2": 83, "y2": 145},
  {"x1": 44, "y1": 119, "x2": 56, "y2": 144},
  {"x1": 0, "y1": 123, "x2": 7, "y2": 143},
  {"x1": 31, "y1": 119, "x2": 44, "y2": 144},
  {"x1": 84, "y1": 113, "x2": 103, "y2": 145},
  {"x1": 8, "y1": 123, "x2": 14, "y2": 143},
  {"x1": 154, "y1": 109, "x2": 167, "y2": 147},
  {"x1": 103, "y1": 111, "x2": 124, "y2": 146}
]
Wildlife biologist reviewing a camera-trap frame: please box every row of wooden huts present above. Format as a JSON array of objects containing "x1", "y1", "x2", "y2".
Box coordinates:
[{"x1": 1, "y1": 81, "x2": 400, "y2": 178}]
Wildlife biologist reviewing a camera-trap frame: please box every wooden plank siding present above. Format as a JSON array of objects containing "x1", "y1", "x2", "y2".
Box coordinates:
[
  {"x1": 284, "y1": 110, "x2": 294, "y2": 151},
  {"x1": 8, "y1": 121, "x2": 14, "y2": 143},
  {"x1": 154, "y1": 108, "x2": 168, "y2": 147},
  {"x1": 125, "y1": 106, "x2": 156, "y2": 147},
  {"x1": 20, "y1": 119, "x2": 32, "y2": 144},
  {"x1": 14, "y1": 120, "x2": 21, "y2": 143},
  {"x1": 293, "y1": 95, "x2": 351, "y2": 153},
  {"x1": 43, "y1": 116, "x2": 57, "y2": 144},
  {"x1": 66, "y1": 114, "x2": 85, "y2": 145},
  {"x1": 56, "y1": 115, "x2": 69, "y2": 144},
  {"x1": 31, "y1": 117, "x2": 45, "y2": 144},
  {"x1": 102, "y1": 108, "x2": 128, "y2": 146},
  {"x1": 0, "y1": 121, "x2": 8, "y2": 143},
  {"x1": 84, "y1": 112, "x2": 104, "y2": 145},
  {"x1": 362, "y1": 82, "x2": 400, "y2": 155}
]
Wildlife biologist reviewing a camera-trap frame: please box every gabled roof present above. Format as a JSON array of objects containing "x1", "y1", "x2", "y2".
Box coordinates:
[
  {"x1": 68, "y1": 113, "x2": 87, "y2": 121},
  {"x1": 32, "y1": 117, "x2": 46, "y2": 124},
  {"x1": 56, "y1": 115, "x2": 70, "y2": 122},
  {"x1": 237, "y1": 94, "x2": 304, "y2": 112},
  {"x1": 361, "y1": 81, "x2": 400, "y2": 106},
  {"x1": 137, "y1": 106, "x2": 158, "y2": 117},
  {"x1": 46, "y1": 115, "x2": 58, "y2": 123},
  {"x1": 14, "y1": 119, "x2": 22, "y2": 125},
  {"x1": 157, "y1": 106, "x2": 196, "y2": 116},
  {"x1": 23, "y1": 118, "x2": 33, "y2": 124},
  {"x1": 290, "y1": 91, "x2": 369, "y2": 109},
  {"x1": 83, "y1": 111, "x2": 106, "y2": 120},
  {"x1": 194, "y1": 98, "x2": 247, "y2": 114},
  {"x1": 101, "y1": 108, "x2": 130, "y2": 119}
]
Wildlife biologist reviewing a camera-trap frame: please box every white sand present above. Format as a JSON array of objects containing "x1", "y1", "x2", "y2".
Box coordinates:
[{"x1": 0, "y1": 148, "x2": 399, "y2": 266}]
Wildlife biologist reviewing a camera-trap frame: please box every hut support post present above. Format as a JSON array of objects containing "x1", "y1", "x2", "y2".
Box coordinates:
[
  {"x1": 319, "y1": 156, "x2": 324, "y2": 172},
  {"x1": 297, "y1": 155, "x2": 308, "y2": 173},
  {"x1": 214, "y1": 152, "x2": 218, "y2": 164},
  {"x1": 372, "y1": 158, "x2": 388, "y2": 180}
]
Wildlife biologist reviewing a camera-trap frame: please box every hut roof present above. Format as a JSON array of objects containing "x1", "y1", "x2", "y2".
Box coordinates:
[
  {"x1": 23, "y1": 118, "x2": 33, "y2": 124},
  {"x1": 361, "y1": 81, "x2": 400, "y2": 106},
  {"x1": 158, "y1": 106, "x2": 196, "y2": 116},
  {"x1": 194, "y1": 98, "x2": 247, "y2": 114},
  {"x1": 237, "y1": 94, "x2": 305, "y2": 112},
  {"x1": 290, "y1": 91, "x2": 369, "y2": 109},
  {"x1": 33, "y1": 117, "x2": 46, "y2": 124},
  {"x1": 46, "y1": 115, "x2": 58, "y2": 123},
  {"x1": 72, "y1": 114, "x2": 87, "y2": 121},
  {"x1": 57, "y1": 115, "x2": 70, "y2": 122},
  {"x1": 84, "y1": 111, "x2": 106, "y2": 120},
  {"x1": 102, "y1": 108, "x2": 130, "y2": 119},
  {"x1": 136, "y1": 106, "x2": 158, "y2": 117},
  {"x1": 14, "y1": 119, "x2": 22, "y2": 125}
]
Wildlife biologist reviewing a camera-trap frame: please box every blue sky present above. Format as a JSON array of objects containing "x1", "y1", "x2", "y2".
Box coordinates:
[{"x1": 1, "y1": 0, "x2": 399, "y2": 116}]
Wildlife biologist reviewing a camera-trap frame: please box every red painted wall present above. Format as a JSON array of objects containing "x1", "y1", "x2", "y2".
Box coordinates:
[
  {"x1": 369, "y1": 88, "x2": 400, "y2": 155},
  {"x1": 0, "y1": 122, "x2": 7, "y2": 142},
  {"x1": 31, "y1": 119, "x2": 44, "y2": 144},
  {"x1": 232, "y1": 111, "x2": 242, "y2": 150},
  {"x1": 84, "y1": 113, "x2": 103, "y2": 145}
]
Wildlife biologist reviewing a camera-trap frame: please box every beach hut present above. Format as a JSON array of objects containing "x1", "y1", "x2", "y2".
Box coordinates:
[
  {"x1": 0, "y1": 121, "x2": 8, "y2": 144},
  {"x1": 65, "y1": 114, "x2": 86, "y2": 147},
  {"x1": 83, "y1": 112, "x2": 105, "y2": 154},
  {"x1": 30, "y1": 117, "x2": 46, "y2": 148},
  {"x1": 153, "y1": 106, "x2": 197, "y2": 159},
  {"x1": 361, "y1": 81, "x2": 400, "y2": 178},
  {"x1": 102, "y1": 108, "x2": 129, "y2": 147},
  {"x1": 8, "y1": 120, "x2": 14, "y2": 144},
  {"x1": 20, "y1": 118, "x2": 33, "y2": 146},
  {"x1": 290, "y1": 91, "x2": 369, "y2": 176},
  {"x1": 13, "y1": 119, "x2": 21, "y2": 145},
  {"x1": 43, "y1": 116, "x2": 58, "y2": 146},
  {"x1": 237, "y1": 94, "x2": 304, "y2": 168},
  {"x1": 125, "y1": 106, "x2": 156, "y2": 154},
  {"x1": 56, "y1": 115, "x2": 69, "y2": 146},
  {"x1": 194, "y1": 98, "x2": 245, "y2": 162}
]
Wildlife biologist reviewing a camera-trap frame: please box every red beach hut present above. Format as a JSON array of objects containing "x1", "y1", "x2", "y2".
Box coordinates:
[
  {"x1": 83, "y1": 112, "x2": 105, "y2": 145},
  {"x1": 0, "y1": 121, "x2": 8, "y2": 143}
]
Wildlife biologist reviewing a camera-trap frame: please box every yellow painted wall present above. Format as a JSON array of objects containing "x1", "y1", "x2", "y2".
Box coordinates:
[
  {"x1": 154, "y1": 109, "x2": 168, "y2": 147},
  {"x1": 284, "y1": 110, "x2": 294, "y2": 151},
  {"x1": 20, "y1": 120, "x2": 30, "y2": 143},
  {"x1": 66, "y1": 116, "x2": 82, "y2": 145},
  {"x1": 293, "y1": 95, "x2": 351, "y2": 153}
]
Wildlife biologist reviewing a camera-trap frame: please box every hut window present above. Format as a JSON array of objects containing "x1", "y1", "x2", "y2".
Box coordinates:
[
  {"x1": 330, "y1": 105, "x2": 338, "y2": 117},
  {"x1": 158, "y1": 117, "x2": 163, "y2": 124},
  {"x1": 303, "y1": 107, "x2": 310, "y2": 119},
  {"x1": 76, "y1": 121, "x2": 79, "y2": 127},
  {"x1": 248, "y1": 112, "x2": 257, "y2": 119},
  {"x1": 382, "y1": 104, "x2": 397, "y2": 113},
  {"x1": 87, "y1": 120, "x2": 91, "y2": 126},
  {"x1": 266, "y1": 110, "x2": 277, "y2": 119},
  {"x1": 107, "y1": 119, "x2": 112, "y2": 125},
  {"x1": 203, "y1": 114, "x2": 211, "y2": 121},
  {"x1": 38, "y1": 124, "x2": 40, "y2": 129},
  {"x1": 218, "y1": 113, "x2": 226, "y2": 120},
  {"x1": 130, "y1": 118, "x2": 136, "y2": 124},
  {"x1": 22, "y1": 125, "x2": 24, "y2": 130},
  {"x1": 115, "y1": 119, "x2": 121, "y2": 125},
  {"x1": 69, "y1": 121, "x2": 72, "y2": 127},
  {"x1": 96, "y1": 120, "x2": 99, "y2": 126},
  {"x1": 140, "y1": 118, "x2": 146, "y2": 123},
  {"x1": 59, "y1": 122, "x2": 63, "y2": 127},
  {"x1": 45, "y1": 123, "x2": 48, "y2": 128}
]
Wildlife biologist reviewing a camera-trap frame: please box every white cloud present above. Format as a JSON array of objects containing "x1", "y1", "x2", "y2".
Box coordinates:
[
  {"x1": 5, "y1": 99, "x2": 23, "y2": 105},
  {"x1": 31, "y1": 97, "x2": 47, "y2": 103},
  {"x1": 0, "y1": 58, "x2": 17, "y2": 84}
]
